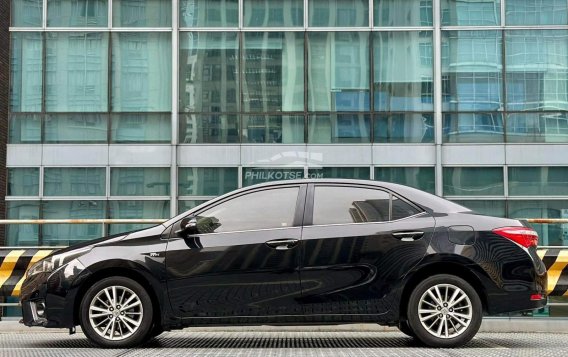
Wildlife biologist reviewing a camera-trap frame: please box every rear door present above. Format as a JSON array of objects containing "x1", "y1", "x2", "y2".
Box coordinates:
[{"x1": 299, "y1": 183, "x2": 436, "y2": 317}]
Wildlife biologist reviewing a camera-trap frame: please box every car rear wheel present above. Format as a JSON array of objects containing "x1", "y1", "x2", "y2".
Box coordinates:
[
  {"x1": 80, "y1": 276, "x2": 153, "y2": 348},
  {"x1": 407, "y1": 274, "x2": 482, "y2": 348}
]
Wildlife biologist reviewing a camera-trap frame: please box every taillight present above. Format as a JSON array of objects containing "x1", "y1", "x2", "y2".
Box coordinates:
[{"x1": 493, "y1": 226, "x2": 539, "y2": 248}]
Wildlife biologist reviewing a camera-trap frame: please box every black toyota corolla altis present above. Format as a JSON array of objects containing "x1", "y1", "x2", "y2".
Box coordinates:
[{"x1": 21, "y1": 179, "x2": 547, "y2": 348}]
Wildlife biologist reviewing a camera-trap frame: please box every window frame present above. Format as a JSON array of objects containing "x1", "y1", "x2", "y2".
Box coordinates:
[
  {"x1": 170, "y1": 183, "x2": 307, "y2": 236},
  {"x1": 304, "y1": 183, "x2": 424, "y2": 227}
]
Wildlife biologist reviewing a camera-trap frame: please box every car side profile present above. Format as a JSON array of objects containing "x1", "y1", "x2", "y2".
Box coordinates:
[{"x1": 20, "y1": 179, "x2": 547, "y2": 348}]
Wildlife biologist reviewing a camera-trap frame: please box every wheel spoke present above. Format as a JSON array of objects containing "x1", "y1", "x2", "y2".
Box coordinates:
[
  {"x1": 427, "y1": 290, "x2": 443, "y2": 306},
  {"x1": 122, "y1": 315, "x2": 141, "y2": 328},
  {"x1": 122, "y1": 300, "x2": 141, "y2": 311},
  {"x1": 420, "y1": 312, "x2": 440, "y2": 322}
]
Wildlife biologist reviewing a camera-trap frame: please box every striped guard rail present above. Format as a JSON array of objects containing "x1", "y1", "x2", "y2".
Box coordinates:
[{"x1": 0, "y1": 247, "x2": 567, "y2": 298}]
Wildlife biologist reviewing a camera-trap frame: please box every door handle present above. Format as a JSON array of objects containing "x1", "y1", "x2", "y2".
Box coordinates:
[
  {"x1": 392, "y1": 231, "x2": 424, "y2": 241},
  {"x1": 265, "y1": 239, "x2": 299, "y2": 250}
]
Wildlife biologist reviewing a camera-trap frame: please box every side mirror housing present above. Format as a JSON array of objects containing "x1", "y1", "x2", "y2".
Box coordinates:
[{"x1": 175, "y1": 217, "x2": 198, "y2": 237}]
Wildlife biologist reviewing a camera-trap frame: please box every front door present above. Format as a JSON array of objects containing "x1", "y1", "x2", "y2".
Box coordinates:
[{"x1": 166, "y1": 184, "x2": 306, "y2": 321}]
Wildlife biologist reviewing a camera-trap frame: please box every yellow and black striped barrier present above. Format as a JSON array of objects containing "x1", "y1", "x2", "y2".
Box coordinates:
[
  {"x1": 1, "y1": 247, "x2": 567, "y2": 298},
  {"x1": 0, "y1": 248, "x2": 55, "y2": 297}
]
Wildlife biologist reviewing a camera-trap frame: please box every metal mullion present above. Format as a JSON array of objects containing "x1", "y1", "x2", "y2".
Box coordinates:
[
  {"x1": 372, "y1": 27, "x2": 435, "y2": 32},
  {"x1": 171, "y1": 0, "x2": 179, "y2": 217},
  {"x1": 178, "y1": 196, "x2": 216, "y2": 201},
  {"x1": 108, "y1": 0, "x2": 113, "y2": 28},
  {"x1": 441, "y1": 26, "x2": 502, "y2": 31},
  {"x1": 239, "y1": 0, "x2": 243, "y2": 30},
  {"x1": 433, "y1": 0, "x2": 443, "y2": 196},
  {"x1": 42, "y1": 0, "x2": 47, "y2": 29},
  {"x1": 369, "y1": 0, "x2": 373, "y2": 28},
  {"x1": 110, "y1": 28, "x2": 171, "y2": 32},
  {"x1": 108, "y1": 197, "x2": 171, "y2": 201},
  {"x1": 44, "y1": 27, "x2": 110, "y2": 32},
  {"x1": 241, "y1": 27, "x2": 305, "y2": 32},
  {"x1": 306, "y1": 27, "x2": 372, "y2": 32},
  {"x1": 500, "y1": 0, "x2": 505, "y2": 26},
  {"x1": 504, "y1": 165, "x2": 509, "y2": 198},
  {"x1": 369, "y1": 29, "x2": 374, "y2": 143},
  {"x1": 179, "y1": 27, "x2": 240, "y2": 32},
  {"x1": 304, "y1": 0, "x2": 308, "y2": 29}
]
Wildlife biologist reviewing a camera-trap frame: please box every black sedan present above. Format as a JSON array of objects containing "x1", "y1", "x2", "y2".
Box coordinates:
[{"x1": 20, "y1": 179, "x2": 547, "y2": 348}]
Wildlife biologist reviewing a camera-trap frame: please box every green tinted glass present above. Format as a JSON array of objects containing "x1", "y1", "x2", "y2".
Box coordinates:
[
  {"x1": 45, "y1": 114, "x2": 107, "y2": 143},
  {"x1": 178, "y1": 167, "x2": 238, "y2": 196},
  {"x1": 113, "y1": 0, "x2": 171, "y2": 27},
  {"x1": 443, "y1": 167, "x2": 504, "y2": 196},
  {"x1": 506, "y1": 0, "x2": 568, "y2": 25},
  {"x1": 443, "y1": 113, "x2": 504, "y2": 143},
  {"x1": 8, "y1": 168, "x2": 39, "y2": 196},
  {"x1": 108, "y1": 200, "x2": 170, "y2": 234},
  {"x1": 47, "y1": 0, "x2": 108, "y2": 27},
  {"x1": 179, "y1": 114, "x2": 239, "y2": 144},
  {"x1": 111, "y1": 114, "x2": 171, "y2": 143},
  {"x1": 179, "y1": 32, "x2": 239, "y2": 112},
  {"x1": 111, "y1": 168, "x2": 171, "y2": 196},
  {"x1": 507, "y1": 200, "x2": 568, "y2": 246},
  {"x1": 42, "y1": 200, "x2": 106, "y2": 245},
  {"x1": 308, "y1": 32, "x2": 370, "y2": 111},
  {"x1": 242, "y1": 168, "x2": 303, "y2": 186},
  {"x1": 9, "y1": 114, "x2": 41, "y2": 143},
  {"x1": 308, "y1": 114, "x2": 370, "y2": 143},
  {"x1": 178, "y1": 200, "x2": 209, "y2": 214},
  {"x1": 111, "y1": 32, "x2": 171, "y2": 112},
  {"x1": 10, "y1": 32, "x2": 43, "y2": 112},
  {"x1": 6, "y1": 201, "x2": 40, "y2": 246},
  {"x1": 180, "y1": 0, "x2": 238, "y2": 27},
  {"x1": 375, "y1": 114, "x2": 434, "y2": 143},
  {"x1": 451, "y1": 200, "x2": 505, "y2": 217},
  {"x1": 44, "y1": 168, "x2": 106, "y2": 196},
  {"x1": 509, "y1": 167, "x2": 568, "y2": 196},
  {"x1": 375, "y1": 167, "x2": 435, "y2": 194},
  {"x1": 441, "y1": 0, "x2": 500, "y2": 26},
  {"x1": 308, "y1": 167, "x2": 370, "y2": 180},
  {"x1": 375, "y1": 0, "x2": 432, "y2": 27},
  {"x1": 11, "y1": 0, "x2": 42, "y2": 27},
  {"x1": 244, "y1": 0, "x2": 303, "y2": 27},
  {"x1": 506, "y1": 113, "x2": 568, "y2": 143},
  {"x1": 309, "y1": 0, "x2": 368, "y2": 27},
  {"x1": 242, "y1": 115, "x2": 304, "y2": 144}
]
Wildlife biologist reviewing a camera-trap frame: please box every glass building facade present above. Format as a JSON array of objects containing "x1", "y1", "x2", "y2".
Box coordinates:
[{"x1": 6, "y1": 0, "x2": 568, "y2": 251}]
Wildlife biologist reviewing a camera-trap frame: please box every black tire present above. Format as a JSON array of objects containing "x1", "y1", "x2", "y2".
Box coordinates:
[
  {"x1": 398, "y1": 319, "x2": 415, "y2": 338},
  {"x1": 147, "y1": 323, "x2": 164, "y2": 340},
  {"x1": 79, "y1": 276, "x2": 154, "y2": 348},
  {"x1": 406, "y1": 274, "x2": 482, "y2": 348}
]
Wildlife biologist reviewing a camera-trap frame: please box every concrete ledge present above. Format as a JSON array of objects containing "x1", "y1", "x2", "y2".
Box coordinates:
[{"x1": 1, "y1": 318, "x2": 567, "y2": 334}]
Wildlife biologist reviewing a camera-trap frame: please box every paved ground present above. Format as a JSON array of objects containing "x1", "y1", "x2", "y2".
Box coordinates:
[{"x1": 1, "y1": 329, "x2": 568, "y2": 357}]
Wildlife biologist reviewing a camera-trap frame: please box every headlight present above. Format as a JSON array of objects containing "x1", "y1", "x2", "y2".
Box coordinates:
[{"x1": 27, "y1": 246, "x2": 92, "y2": 278}]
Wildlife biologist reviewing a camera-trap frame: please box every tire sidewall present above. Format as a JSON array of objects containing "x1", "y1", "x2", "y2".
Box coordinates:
[
  {"x1": 79, "y1": 276, "x2": 154, "y2": 348},
  {"x1": 407, "y1": 274, "x2": 482, "y2": 348}
]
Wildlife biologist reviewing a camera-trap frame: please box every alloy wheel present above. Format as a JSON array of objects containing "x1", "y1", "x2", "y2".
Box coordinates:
[
  {"x1": 417, "y1": 283, "x2": 473, "y2": 339},
  {"x1": 88, "y1": 285, "x2": 144, "y2": 341}
]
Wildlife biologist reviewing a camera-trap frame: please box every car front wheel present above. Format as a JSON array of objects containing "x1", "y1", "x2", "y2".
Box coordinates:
[
  {"x1": 406, "y1": 274, "x2": 482, "y2": 348},
  {"x1": 79, "y1": 276, "x2": 154, "y2": 348}
]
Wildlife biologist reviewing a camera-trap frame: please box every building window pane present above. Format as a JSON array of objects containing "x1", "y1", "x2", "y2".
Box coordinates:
[
  {"x1": 8, "y1": 168, "x2": 39, "y2": 196},
  {"x1": 375, "y1": 113, "x2": 434, "y2": 143},
  {"x1": 443, "y1": 167, "x2": 504, "y2": 196},
  {"x1": 42, "y1": 200, "x2": 105, "y2": 245},
  {"x1": 443, "y1": 113, "x2": 504, "y2": 143},
  {"x1": 308, "y1": 167, "x2": 370, "y2": 180},
  {"x1": 45, "y1": 33, "x2": 108, "y2": 112},
  {"x1": 45, "y1": 114, "x2": 107, "y2": 143},
  {"x1": 509, "y1": 167, "x2": 568, "y2": 196},
  {"x1": 374, "y1": 31, "x2": 433, "y2": 111},
  {"x1": 6, "y1": 201, "x2": 40, "y2": 246},
  {"x1": 507, "y1": 200, "x2": 568, "y2": 246},
  {"x1": 242, "y1": 115, "x2": 303, "y2": 144},
  {"x1": 375, "y1": 167, "x2": 435, "y2": 194},
  {"x1": 47, "y1": 0, "x2": 108, "y2": 27},
  {"x1": 109, "y1": 200, "x2": 170, "y2": 234},
  {"x1": 113, "y1": 0, "x2": 171, "y2": 27},
  {"x1": 442, "y1": 31, "x2": 502, "y2": 111},
  {"x1": 309, "y1": 114, "x2": 370, "y2": 143},
  {"x1": 507, "y1": 113, "x2": 568, "y2": 143},
  {"x1": 111, "y1": 168, "x2": 171, "y2": 196},
  {"x1": 180, "y1": 0, "x2": 238, "y2": 27},
  {"x1": 111, "y1": 113, "x2": 171, "y2": 143},
  {"x1": 308, "y1": 32, "x2": 370, "y2": 111},
  {"x1": 375, "y1": 0, "x2": 432, "y2": 27},
  {"x1": 178, "y1": 167, "x2": 238, "y2": 196},
  {"x1": 506, "y1": 0, "x2": 568, "y2": 26},
  {"x1": 44, "y1": 168, "x2": 106, "y2": 196},
  {"x1": 244, "y1": 0, "x2": 303, "y2": 27},
  {"x1": 9, "y1": 114, "x2": 41, "y2": 143},
  {"x1": 180, "y1": 114, "x2": 239, "y2": 143},
  {"x1": 242, "y1": 167, "x2": 304, "y2": 186},
  {"x1": 505, "y1": 30, "x2": 568, "y2": 111},
  {"x1": 112, "y1": 32, "x2": 171, "y2": 112},
  {"x1": 178, "y1": 200, "x2": 208, "y2": 214},
  {"x1": 10, "y1": 32, "x2": 43, "y2": 112},
  {"x1": 179, "y1": 32, "x2": 239, "y2": 113},
  {"x1": 309, "y1": 0, "x2": 368, "y2": 27},
  {"x1": 451, "y1": 200, "x2": 505, "y2": 217},
  {"x1": 243, "y1": 32, "x2": 304, "y2": 112},
  {"x1": 11, "y1": 0, "x2": 42, "y2": 27},
  {"x1": 441, "y1": 0, "x2": 500, "y2": 26}
]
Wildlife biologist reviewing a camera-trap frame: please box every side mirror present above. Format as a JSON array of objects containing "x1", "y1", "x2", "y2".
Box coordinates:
[{"x1": 175, "y1": 217, "x2": 198, "y2": 237}]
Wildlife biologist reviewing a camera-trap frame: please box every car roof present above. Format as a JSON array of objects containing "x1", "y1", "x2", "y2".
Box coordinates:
[{"x1": 163, "y1": 179, "x2": 470, "y2": 227}]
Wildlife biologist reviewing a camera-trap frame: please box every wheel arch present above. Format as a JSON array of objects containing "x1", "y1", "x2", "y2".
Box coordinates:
[
  {"x1": 73, "y1": 260, "x2": 163, "y2": 328},
  {"x1": 399, "y1": 260, "x2": 489, "y2": 320}
]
